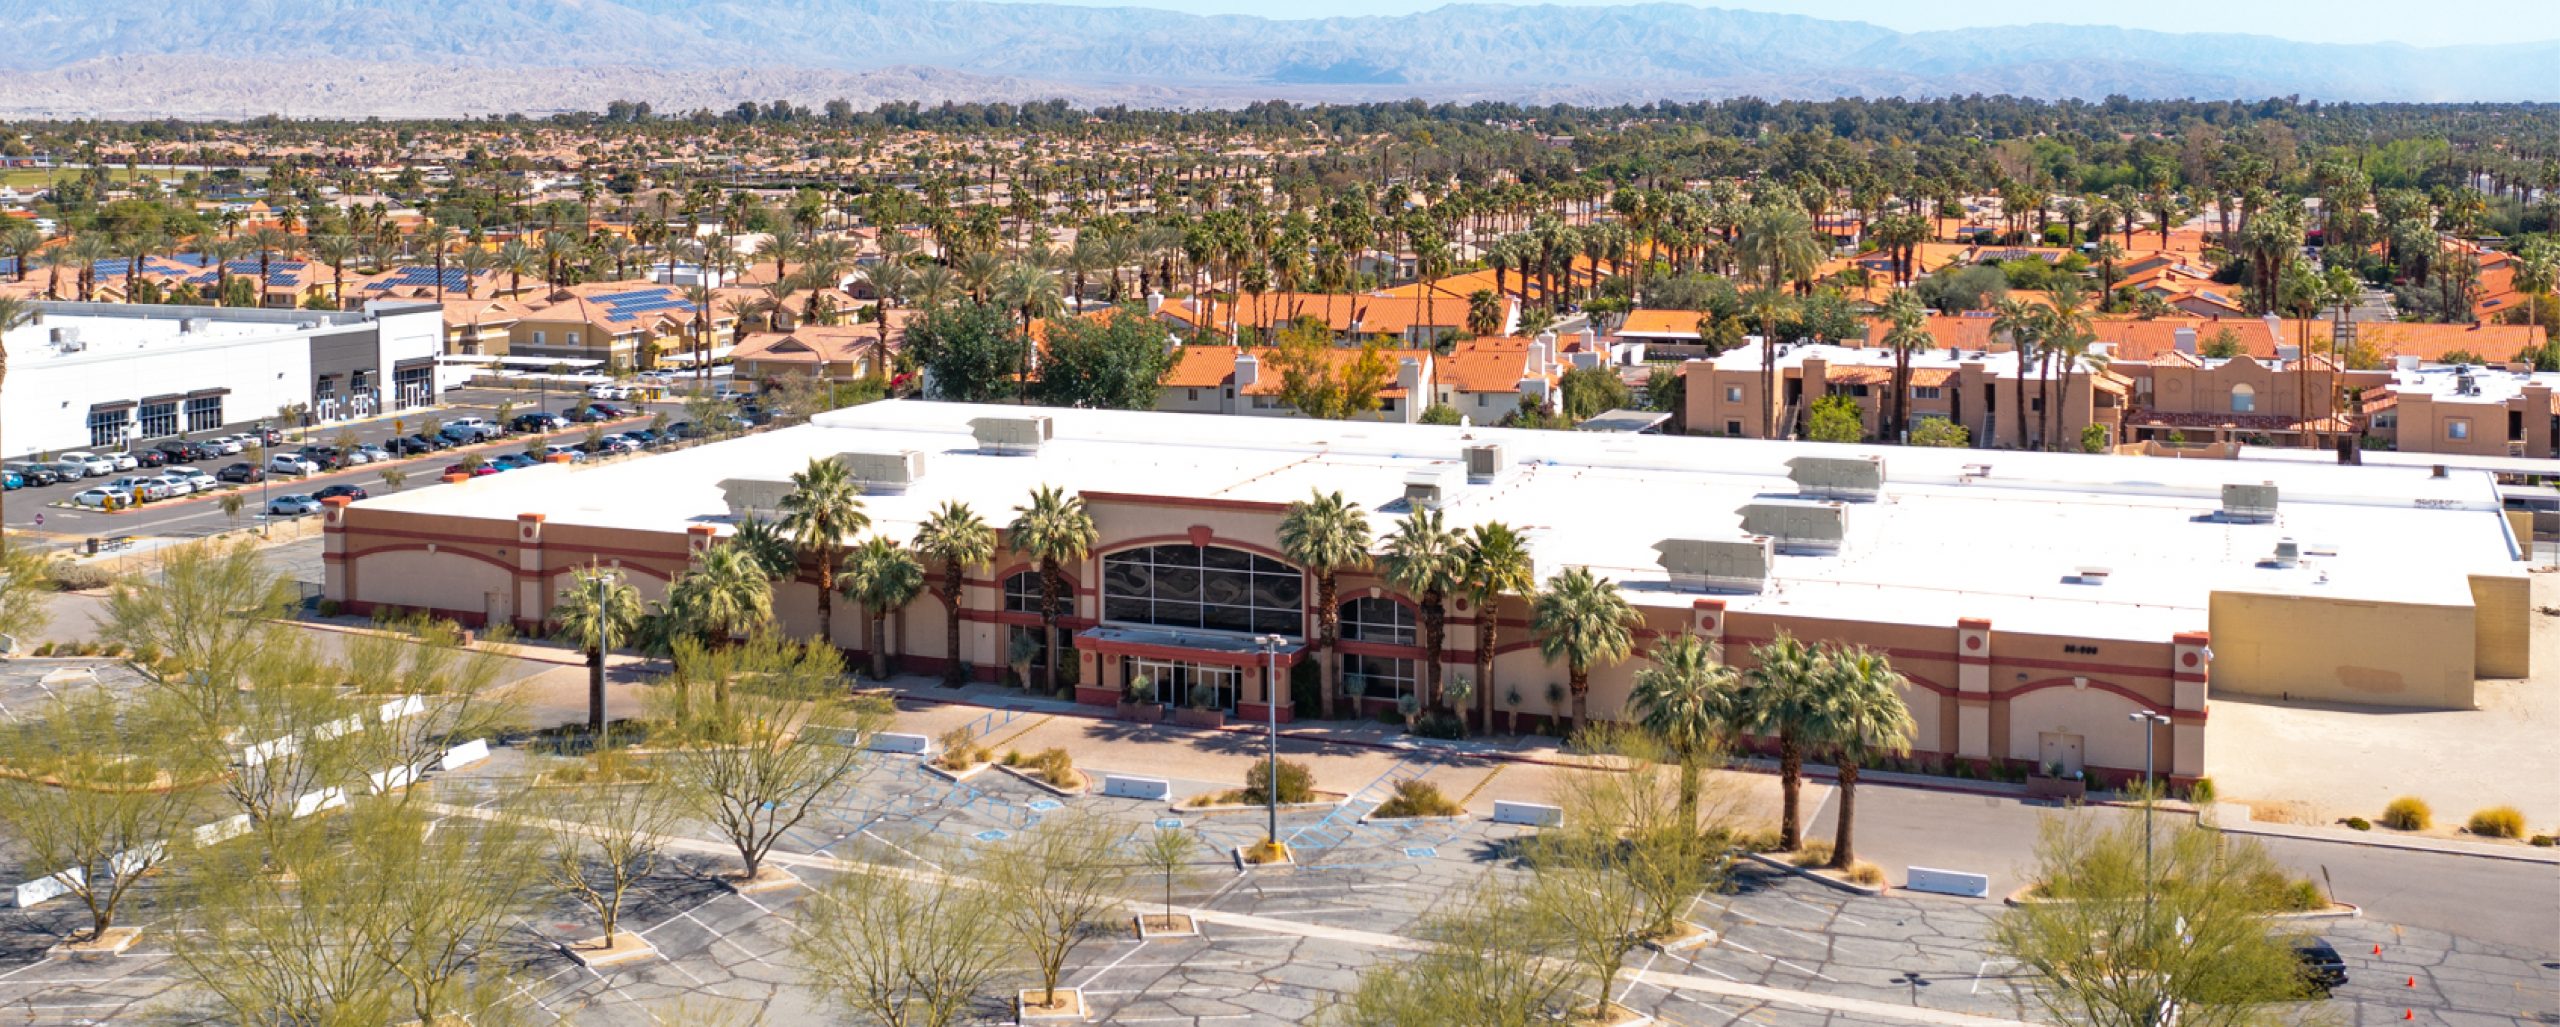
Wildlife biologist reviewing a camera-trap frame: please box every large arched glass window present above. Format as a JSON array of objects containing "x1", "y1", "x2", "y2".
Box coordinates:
[
  {"x1": 1101, "y1": 544, "x2": 1303, "y2": 635},
  {"x1": 1338, "y1": 597, "x2": 1416, "y2": 645},
  {"x1": 1004, "y1": 570, "x2": 1044, "y2": 613},
  {"x1": 2230, "y1": 383, "x2": 2255, "y2": 413}
]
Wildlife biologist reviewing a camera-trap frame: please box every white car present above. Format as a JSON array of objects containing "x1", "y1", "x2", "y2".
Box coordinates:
[
  {"x1": 341, "y1": 447, "x2": 375, "y2": 465},
  {"x1": 442, "y1": 416, "x2": 498, "y2": 441},
  {"x1": 587, "y1": 384, "x2": 629, "y2": 400},
  {"x1": 57, "y1": 452, "x2": 113, "y2": 477},
  {"x1": 73, "y1": 486, "x2": 134, "y2": 509},
  {"x1": 105, "y1": 451, "x2": 139, "y2": 471},
  {"x1": 268, "y1": 453, "x2": 321, "y2": 476},
  {"x1": 109, "y1": 476, "x2": 171, "y2": 502},
  {"x1": 541, "y1": 445, "x2": 587, "y2": 463},
  {"x1": 267, "y1": 494, "x2": 322, "y2": 516},
  {"x1": 152, "y1": 473, "x2": 196, "y2": 497},
  {"x1": 168, "y1": 466, "x2": 218, "y2": 492}
]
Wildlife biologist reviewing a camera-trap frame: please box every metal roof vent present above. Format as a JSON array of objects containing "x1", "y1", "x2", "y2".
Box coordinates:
[
  {"x1": 2263, "y1": 538, "x2": 2301, "y2": 569},
  {"x1": 1787, "y1": 454, "x2": 1884, "y2": 501},
  {"x1": 1738, "y1": 500, "x2": 1846, "y2": 555},
  {"x1": 1463, "y1": 443, "x2": 1505, "y2": 484},
  {"x1": 1655, "y1": 537, "x2": 1773, "y2": 594},
  {"x1": 1404, "y1": 467, "x2": 1455, "y2": 511},
  {"x1": 2220, "y1": 483, "x2": 2279, "y2": 523},
  {"x1": 717, "y1": 478, "x2": 794, "y2": 521},
  {"x1": 835, "y1": 450, "x2": 926, "y2": 495},
  {"x1": 970, "y1": 414, "x2": 1052, "y2": 455}
]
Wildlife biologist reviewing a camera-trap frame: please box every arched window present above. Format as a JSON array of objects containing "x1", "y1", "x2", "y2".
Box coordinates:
[
  {"x1": 1101, "y1": 544, "x2": 1303, "y2": 636},
  {"x1": 1003, "y1": 570, "x2": 1044, "y2": 613},
  {"x1": 1338, "y1": 597, "x2": 1416, "y2": 645},
  {"x1": 2229, "y1": 383, "x2": 2255, "y2": 413}
]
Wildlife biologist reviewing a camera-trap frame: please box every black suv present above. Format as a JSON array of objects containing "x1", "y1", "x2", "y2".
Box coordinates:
[
  {"x1": 2293, "y1": 938, "x2": 2346, "y2": 995},
  {"x1": 6, "y1": 462, "x2": 62, "y2": 487},
  {"x1": 511, "y1": 412, "x2": 568, "y2": 433}
]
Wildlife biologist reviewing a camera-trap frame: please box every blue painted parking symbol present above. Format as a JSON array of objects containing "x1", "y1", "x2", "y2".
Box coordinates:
[
  {"x1": 975, "y1": 829, "x2": 1011, "y2": 842},
  {"x1": 1027, "y1": 799, "x2": 1062, "y2": 812},
  {"x1": 1155, "y1": 818, "x2": 1184, "y2": 830},
  {"x1": 1404, "y1": 847, "x2": 1436, "y2": 859}
]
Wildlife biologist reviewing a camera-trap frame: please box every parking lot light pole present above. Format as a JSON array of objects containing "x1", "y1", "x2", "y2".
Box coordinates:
[
  {"x1": 1255, "y1": 633, "x2": 1287, "y2": 854},
  {"x1": 2128, "y1": 709, "x2": 2173, "y2": 927}
]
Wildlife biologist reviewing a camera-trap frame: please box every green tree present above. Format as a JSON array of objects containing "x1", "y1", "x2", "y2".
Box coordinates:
[
  {"x1": 1909, "y1": 417, "x2": 1970, "y2": 447},
  {"x1": 553, "y1": 566, "x2": 644, "y2": 736},
  {"x1": 1557, "y1": 365, "x2": 1630, "y2": 420},
  {"x1": 665, "y1": 541, "x2": 776, "y2": 649},
  {"x1": 1417, "y1": 402, "x2": 1463, "y2": 425},
  {"x1": 906, "y1": 299, "x2": 1028, "y2": 402},
  {"x1": 1008, "y1": 485, "x2": 1098, "y2": 695},
  {"x1": 1279, "y1": 490, "x2": 1372, "y2": 720},
  {"x1": 778, "y1": 456, "x2": 869, "y2": 650},
  {"x1": 1811, "y1": 645, "x2": 1912, "y2": 870},
  {"x1": 0, "y1": 685, "x2": 211, "y2": 945},
  {"x1": 1641, "y1": 365, "x2": 1685, "y2": 415},
  {"x1": 1380, "y1": 508, "x2": 1465, "y2": 716},
  {"x1": 1456, "y1": 521, "x2": 1536, "y2": 733},
  {"x1": 1531, "y1": 566, "x2": 1634, "y2": 735},
  {"x1": 1738, "y1": 632, "x2": 1827, "y2": 851},
  {"x1": 1804, "y1": 393, "x2": 1866, "y2": 443},
  {"x1": 1879, "y1": 288, "x2": 1935, "y2": 433},
  {"x1": 1266, "y1": 318, "x2": 1395, "y2": 420},
  {"x1": 1628, "y1": 633, "x2": 1739, "y2": 822},
  {"x1": 1334, "y1": 878, "x2": 1579, "y2": 1026},
  {"x1": 1033, "y1": 306, "x2": 1178, "y2": 409},
  {"x1": 841, "y1": 536, "x2": 925, "y2": 680},
  {"x1": 911, "y1": 500, "x2": 997, "y2": 688}
]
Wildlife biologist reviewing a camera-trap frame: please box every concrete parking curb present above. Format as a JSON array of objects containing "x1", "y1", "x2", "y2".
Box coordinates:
[{"x1": 1741, "y1": 850, "x2": 1891, "y2": 897}]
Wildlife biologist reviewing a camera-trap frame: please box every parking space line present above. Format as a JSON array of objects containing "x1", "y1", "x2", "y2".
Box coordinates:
[{"x1": 1719, "y1": 938, "x2": 1839, "y2": 982}]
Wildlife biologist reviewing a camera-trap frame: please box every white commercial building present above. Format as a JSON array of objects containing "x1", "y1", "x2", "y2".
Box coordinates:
[{"x1": 2, "y1": 300, "x2": 441, "y2": 459}]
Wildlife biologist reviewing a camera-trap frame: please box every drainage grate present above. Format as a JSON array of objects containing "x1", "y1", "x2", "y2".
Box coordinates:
[
  {"x1": 1404, "y1": 846, "x2": 1437, "y2": 859},
  {"x1": 975, "y1": 829, "x2": 1011, "y2": 842},
  {"x1": 1027, "y1": 799, "x2": 1063, "y2": 812}
]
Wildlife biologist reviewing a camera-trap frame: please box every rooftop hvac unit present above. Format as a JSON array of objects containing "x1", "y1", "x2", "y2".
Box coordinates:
[
  {"x1": 2220, "y1": 482, "x2": 2279, "y2": 523},
  {"x1": 717, "y1": 478, "x2": 795, "y2": 521},
  {"x1": 835, "y1": 450, "x2": 926, "y2": 495},
  {"x1": 1786, "y1": 454, "x2": 1884, "y2": 501},
  {"x1": 180, "y1": 317, "x2": 208, "y2": 335},
  {"x1": 1654, "y1": 537, "x2": 1774, "y2": 594},
  {"x1": 49, "y1": 326, "x2": 81, "y2": 351},
  {"x1": 1404, "y1": 467, "x2": 1456, "y2": 511},
  {"x1": 2265, "y1": 538, "x2": 2301, "y2": 568},
  {"x1": 1737, "y1": 500, "x2": 1847, "y2": 554},
  {"x1": 970, "y1": 414, "x2": 1052, "y2": 455},
  {"x1": 1462, "y1": 443, "x2": 1505, "y2": 484}
]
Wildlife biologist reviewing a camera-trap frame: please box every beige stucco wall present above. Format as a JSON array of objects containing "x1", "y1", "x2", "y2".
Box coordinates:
[
  {"x1": 2469, "y1": 570, "x2": 2531, "y2": 679},
  {"x1": 2209, "y1": 590, "x2": 2477, "y2": 708}
]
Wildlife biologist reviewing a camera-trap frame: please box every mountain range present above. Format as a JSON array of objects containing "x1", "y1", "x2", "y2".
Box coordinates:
[{"x1": 0, "y1": 0, "x2": 2552, "y2": 118}]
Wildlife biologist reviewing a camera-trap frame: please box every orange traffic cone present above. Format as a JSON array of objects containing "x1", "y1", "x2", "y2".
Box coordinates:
[
  {"x1": 2402, "y1": 1011, "x2": 2413, "y2": 1021},
  {"x1": 2407, "y1": 976, "x2": 2417, "y2": 988},
  {"x1": 2373, "y1": 944, "x2": 2382, "y2": 955}
]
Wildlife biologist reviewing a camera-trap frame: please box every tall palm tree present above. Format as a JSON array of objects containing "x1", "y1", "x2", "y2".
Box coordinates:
[
  {"x1": 840, "y1": 536, "x2": 924, "y2": 681},
  {"x1": 667, "y1": 541, "x2": 775, "y2": 651},
  {"x1": 1736, "y1": 204, "x2": 1825, "y2": 436},
  {"x1": 311, "y1": 234, "x2": 358, "y2": 308},
  {"x1": 727, "y1": 516, "x2": 799, "y2": 580},
  {"x1": 1990, "y1": 298, "x2": 2043, "y2": 449},
  {"x1": 912, "y1": 500, "x2": 997, "y2": 687},
  {"x1": 1, "y1": 222, "x2": 40, "y2": 283},
  {"x1": 244, "y1": 226, "x2": 290, "y2": 304},
  {"x1": 776, "y1": 457, "x2": 868, "y2": 649},
  {"x1": 1456, "y1": 522, "x2": 1535, "y2": 733},
  {"x1": 2039, "y1": 277, "x2": 2094, "y2": 450},
  {"x1": 1879, "y1": 289, "x2": 1934, "y2": 438},
  {"x1": 1530, "y1": 566, "x2": 1633, "y2": 736},
  {"x1": 1737, "y1": 631, "x2": 1828, "y2": 851},
  {"x1": 1379, "y1": 509, "x2": 1465, "y2": 716},
  {"x1": 1007, "y1": 485, "x2": 1097, "y2": 695},
  {"x1": 1630, "y1": 633, "x2": 1740, "y2": 824},
  {"x1": 2513, "y1": 240, "x2": 2559, "y2": 336},
  {"x1": 1278, "y1": 490, "x2": 1372, "y2": 720},
  {"x1": 553, "y1": 567, "x2": 644, "y2": 735},
  {"x1": 1813, "y1": 645, "x2": 1913, "y2": 870}
]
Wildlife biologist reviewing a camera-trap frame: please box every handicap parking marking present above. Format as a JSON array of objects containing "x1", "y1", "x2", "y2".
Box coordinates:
[
  {"x1": 1027, "y1": 798, "x2": 1063, "y2": 812},
  {"x1": 974, "y1": 828, "x2": 1011, "y2": 842},
  {"x1": 1155, "y1": 817, "x2": 1184, "y2": 829},
  {"x1": 1403, "y1": 846, "x2": 1436, "y2": 859}
]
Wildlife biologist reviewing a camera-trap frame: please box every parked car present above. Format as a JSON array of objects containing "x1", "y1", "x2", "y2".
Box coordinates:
[
  {"x1": 2294, "y1": 938, "x2": 2347, "y2": 995},
  {"x1": 313, "y1": 484, "x2": 369, "y2": 502},
  {"x1": 167, "y1": 466, "x2": 218, "y2": 492},
  {"x1": 6, "y1": 462, "x2": 62, "y2": 487},
  {"x1": 510, "y1": 412, "x2": 568, "y2": 434},
  {"x1": 338, "y1": 447, "x2": 374, "y2": 466},
  {"x1": 73, "y1": 486, "x2": 135, "y2": 509},
  {"x1": 586, "y1": 383, "x2": 629, "y2": 400},
  {"x1": 217, "y1": 462, "x2": 265, "y2": 484},
  {"x1": 442, "y1": 417, "x2": 498, "y2": 442},
  {"x1": 109, "y1": 476, "x2": 172, "y2": 502},
  {"x1": 248, "y1": 427, "x2": 284, "y2": 446},
  {"x1": 133, "y1": 449, "x2": 169, "y2": 468},
  {"x1": 268, "y1": 453, "x2": 321, "y2": 476},
  {"x1": 205, "y1": 437, "x2": 244, "y2": 455},
  {"x1": 155, "y1": 440, "x2": 213, "y2": 462},
  {"x1": 354, "y1": 444, "x2": 393, "y2": 465},
  {"x1": 489, "y1": 453, "x2": 536, "y2": 471},
  {"x1": 104, "y1": 451, "x2": 139, "y2": 471},
  {"x1": 443, "y1": 462, "x2": 500, "y2": 478},
  {"x1": 1, "y1": 469, "x2": 18, "y2": 490},
  {"x1": 383, "y1": 436, "x2": 428, "y2": 457},
  {"x1": 541, "y1": 445, "x2": 586, "y2": 463},
  {"x1": 565, "y1": 405, "x2": 611, "y2": 424},
  {"x1": 267, "y1": 494, "x2": 322, "y2": 516},
  {"x1": 57, "y1": 452, "x2": 114, "y2": 477}
]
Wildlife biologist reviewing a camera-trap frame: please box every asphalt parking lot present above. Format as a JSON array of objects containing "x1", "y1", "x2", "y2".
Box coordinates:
[{"x1": 1, "y1": 724, "x2": 2546, "y2": 1027}]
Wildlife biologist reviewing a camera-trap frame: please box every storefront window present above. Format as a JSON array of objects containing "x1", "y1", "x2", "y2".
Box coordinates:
[
  {"x1": 1101, "y1": 544, "x2": 1302, "y2": 636},
  {"x1": 1341, "y1": 653, "x2": 1414, "y2": 701},
  {"x1": 1338, "y1": 596, "x2": 1415, "y2": 645}
]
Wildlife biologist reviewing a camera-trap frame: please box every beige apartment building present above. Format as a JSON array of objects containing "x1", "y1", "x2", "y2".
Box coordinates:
[{"x1": 1683, "y1": 342, "x2": 2129, "y2": 448}]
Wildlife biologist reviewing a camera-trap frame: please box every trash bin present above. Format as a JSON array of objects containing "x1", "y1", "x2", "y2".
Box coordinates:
[{"x1": 84, "y1": 537, "x2": 99, "y2": 556}]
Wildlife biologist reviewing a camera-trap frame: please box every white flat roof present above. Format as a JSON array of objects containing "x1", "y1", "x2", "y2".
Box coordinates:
[
  {"x1": 3, "y1": 305, "x2": 364, "y2": 365},
  {"x1": 367, "y1": 401, "x2": 2522, "y2": 641}
]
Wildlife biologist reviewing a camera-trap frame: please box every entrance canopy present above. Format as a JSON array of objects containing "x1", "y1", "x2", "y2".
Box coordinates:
[{"x1": 1074, "y1": 625, "x2": 1306, "y2": 668}]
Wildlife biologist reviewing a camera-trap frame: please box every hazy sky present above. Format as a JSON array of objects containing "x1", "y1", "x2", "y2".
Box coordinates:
[{"x1": 995, "y1": 0, "x2": 2542, "y2": 48}]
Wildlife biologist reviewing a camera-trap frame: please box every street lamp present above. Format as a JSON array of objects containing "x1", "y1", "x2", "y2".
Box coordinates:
[
  {"x1": 2128, "y1": 709, "x2": 2173, "y2": 925},
  {"x1": 1254, "y1": 633, "x2": 1288, "y2": 857}
]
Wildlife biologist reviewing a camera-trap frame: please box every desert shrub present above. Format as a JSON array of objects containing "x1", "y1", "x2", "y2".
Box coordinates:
[
  {"x1": 1243, "y1": 759, "x2": 1315, "y2": 805},
  {"x1": 2343, "y1": 816, "x2": 2371, "y2": 831},
  {"x1": 316, "y1": 598, "x2": 343, "y2": 617},
  {"x1": 1841, "y1": 862, "x2": 1886, "y2": 886},
  {"x1": 2529, "y1": 834, "x2": 2555, "y2": 847},
  {"x1": 1788, "y1": 841, "x2": 1836, "y2": 868},
  {"x1": 1001, "y1": 748, "x2": 1023, "y2": 766},
  {"x1": 44, "y1": 558, "x2": 112, "y2": 591},
  {"x1": 29, "y1": 641, "x2": 53, "y2": 656},
  {"x1": 2183, "y1": 777, "x2": 2216, "y2": 804},
  {"x1": 1371, "y1": 779, "x2": 1462, "y2": 819},
  {"x1": 1027, "y1": 747, "x2": 1077, "y2": 788},
  {"x1": 1407, "y1": 710, "x2": 1466, "y2": 740},
  {"x1": 2381, "y1": 796, "x2": 2431, "y2": 831},
  {"x1": 934, "y1": 727, "x2": 981, "y2": 769},
  {"x1": 2466, "y1": 806, "x2": 2526, "y2": 839}
]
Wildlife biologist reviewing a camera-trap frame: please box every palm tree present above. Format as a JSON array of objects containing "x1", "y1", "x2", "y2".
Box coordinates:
[
  {"x1": 727, "y1": 516, "x2": 799, "y2": 580},
  {"x1": 666, "y1": 541, "x2": 775, "y2": 653},
  {"x1": 1530, "y1": 566, "x2": 1634, "y2": 736},
  {"x1": 1, "y1": 222, "x2": 40, "y2": 283},
  {"x1": 311, "y1": 233, "x2": 358, "y2": 307},
  {"x1": 1630, "y1": 633, "x2": 1740, "y2": 824},
  {"x1": 1007, "y1": 485, "x2": 1098, "y2": 695},
  {"x1": 1879, "y1": 289, "x2": 1934, "y2": 438},
  {"x1": 840, "y1": 537, "x2": 924, "y2": 681},
  {"x1": 2040, "y1": 277, "x2": 2095, "y2": 449},
  {"x1": 777, "y1": 457, "x2": 868, "y2": 650},
  {"x1": 1990, "y1": 298, "x2": 2043, "y2": 448},
  {"x1": 912, "y1": 501, "x2": 997, "y2": 687},
  {"x1": 553, "y1": 567, "x2": 644, "y2": 735},
  {"x1": 1736, "y1": 204, "x2": 1825, "y2": 436},
  {"x1": 2513, "y1": 240, "x2": 2559, "y2": 335},
  {"x1": 1812, "y1": 645, "x2": 1913, "y2": 870},
  {"x1": 1456, "y1": 522, "x2": 1535, "y2": 733},
  {"x1": 1278, "y1": 490, "x2": 1372, "y2": 720},
  {"x1": 1379, "y1": 509, "x2": 1465, "y2": 716},
  {"x1": 1737, "y1": 631, "x2": 1827, "y2": 851}
]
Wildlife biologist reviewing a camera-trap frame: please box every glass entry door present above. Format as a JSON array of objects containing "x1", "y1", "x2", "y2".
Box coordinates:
[{"x1": 1130, "y1": 658, "x2": 1239, "y2": 713}]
